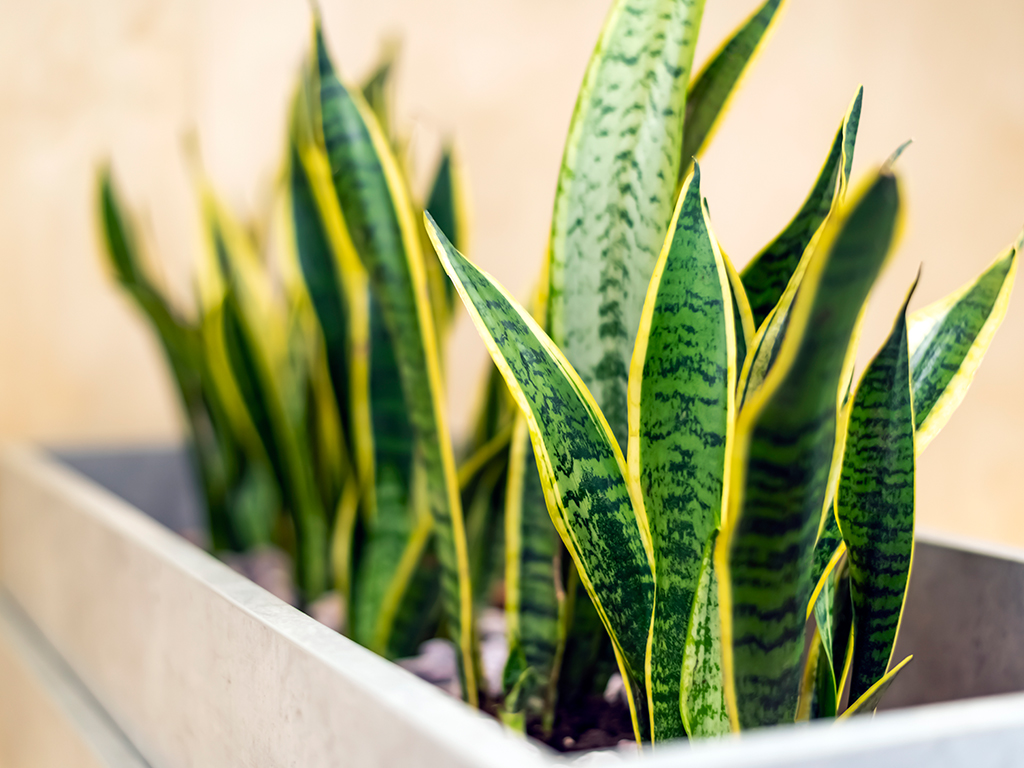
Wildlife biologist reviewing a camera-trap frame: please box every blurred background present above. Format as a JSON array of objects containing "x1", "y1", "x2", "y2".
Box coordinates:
[{"x1": 1, "y1": 0, "x2": 1022, "y2": 544}]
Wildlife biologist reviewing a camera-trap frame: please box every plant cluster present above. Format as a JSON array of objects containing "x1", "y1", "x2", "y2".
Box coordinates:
[{"x1": 99, "y1": 0, "x2": 1019, "y2": 747}]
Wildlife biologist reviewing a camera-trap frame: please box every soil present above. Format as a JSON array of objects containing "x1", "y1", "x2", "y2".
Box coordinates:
[{"x1": 534, "y1": 695, "x2": 636, "y2": 752}]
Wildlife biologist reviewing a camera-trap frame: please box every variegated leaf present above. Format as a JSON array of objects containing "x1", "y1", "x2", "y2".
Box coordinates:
[
  {"x1": 427, "y1": 214, "x2": 654, "y2": 738},
  {"x1": 548, "y1": 0, "x2": 707, "y2": 449},
  {"x1": 680, "y1": 533, "x2": 730, "y2": 737},
  {"x1": 837, "y1": 280, "x2": 916, "y2": 703},
  {"x1": 909, "y1": 233, "x2": 1020, "y2": 453},
  {"x1": 680, "y1": 0, "x2": 784, "y2": 176},
  {"x1": 840, "y1": 655, "x2": 912, "y2": 717},
  {"x1": 740, "y1": 87, "x2": 862, "y2": 328},
  {"x1": 311, "y1": 27, "x2": 477, "y2": 701},
  {"x1": 628, "y1": 165, "x2": 735, "y2": 741},
  {"x1": 719, "y1": 171, "x2": 901, "y2": 730}
]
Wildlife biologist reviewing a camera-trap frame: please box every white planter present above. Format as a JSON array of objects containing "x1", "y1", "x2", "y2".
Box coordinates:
[{"x1": 2, "y1": 443, "x2": 1024, "y2": 768}]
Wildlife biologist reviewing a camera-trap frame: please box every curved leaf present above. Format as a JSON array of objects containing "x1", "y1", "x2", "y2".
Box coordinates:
[
  {"x1": 427, "y1": 214, "x2": 654, "y2": 737},
  {"x1": 718, "y1": 171, "x2": 902, "y2": 730},
  {"x1": 840, "y1": 655, "x2": 912, "y2": 718},
  {"x1": 547, "y1": 0, "x2": 707, "y2": 449},
  {"x1": 98, "y1": 170, "x2": 250, "y2": 552},
  {"x1": 680, "y1": 0, "x2": 785, "y2": 176},
  {"x1": 740, "y1": 87, "x2": 863, "y2": 327},
  {"x1": 909, "y1": 233, "x2": 1020, "y2": 453},
  {"x1": 628, "y1": 165, "x2": 736, "y2": 741},
  {"x1": 837, "y1": 280, "x2": 916, "y2": 703}
]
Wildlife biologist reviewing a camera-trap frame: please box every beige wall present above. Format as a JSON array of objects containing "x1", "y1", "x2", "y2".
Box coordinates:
[{"x1": 2, "y1": 0, "x2": 1023, "y2": 544}]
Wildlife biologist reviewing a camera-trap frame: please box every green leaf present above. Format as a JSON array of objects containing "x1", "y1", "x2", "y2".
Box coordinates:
[
  {"x1": 463, "y1": 449, "x2": 506, "y2": 609},
  {"x1": 628, "y1": 165, "x2": 736, "y2": 741},
  {"x1": 311, "y1": 27, "x2": 476, "y2": 702},
  {"x1": 426, "y1": 145, "x2": 470, "y2": 317},
  {"x1": 740, "y1": 87, "x2": 863, "y2": 328},
  {"x1": 427, "y1": 214, "x2": 655, "y2": 738},
  {"x1": 719, "y1": 170, "x2": 901, "y2": 730},
  {"x1": 292, "y1": 97, "x2": 430, "y2": 645},
  {"x1": 840, "y1": 655, "x2": 912, "y2": 717},
  {"x1": 723, "y1": 247, "x2": 755, "y2": 383},
  {"x1": 205, "y1": 205, "x2": 331, "y2": 601},
  {"x1": 98, "y1": 169, "x2": 248, "y2": 553},
  {"x1": 547, "y1": 0, "x2": 708, "y2": 449},
  {"x1": 811, "y1": 555, "x2": 852, "y2": 719},
  {"x1": 504, "y1": 415, "x2": 563, "y2": 725},
  {"x1": 360, "y1": 39, "x2": 399, "y2": 140},
  {"x1": 809, "y1": 503, "x2": 845, "y2": 603},
  {"x1": 837, "y1": 280, "x2": 916, "y2": 703},
  {"x1": 680, "y1": 533, "x2": 730, "y2": 738},
  {"x1": 680, "y1": 0, "x2": 784, "y2": 177},
  {"x1": 909, "y1": 232, "x2": 1020, "y2": 453}
]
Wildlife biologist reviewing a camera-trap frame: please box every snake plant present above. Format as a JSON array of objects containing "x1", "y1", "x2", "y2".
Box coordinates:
[
  {"x1": 97, "y1": 30, "x2": 479, "y2": 666},
  {"x1": 99, "y1": 0, "x2": 1019, "y2": 748},
  {"x1": 425, "y1": 0, "x2": 1019, "y2": 743}
]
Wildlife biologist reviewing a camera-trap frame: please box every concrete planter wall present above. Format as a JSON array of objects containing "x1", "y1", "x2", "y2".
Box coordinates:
[{"x1": 2, "y1": 444, "x2": 1024, "y2": 767}]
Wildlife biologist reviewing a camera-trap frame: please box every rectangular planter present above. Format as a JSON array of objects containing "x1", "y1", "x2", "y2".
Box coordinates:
[{"x1": 2, "y1": 443, "x2": 1024, "y2": 767}]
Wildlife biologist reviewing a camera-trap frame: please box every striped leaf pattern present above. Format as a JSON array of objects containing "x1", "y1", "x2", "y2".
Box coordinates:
[
  {"x1": 837, "y1": 282, "x2": 916, "y2": 703},
  {"x1": 810, "y1": 503, "x2": 844, "y2": 601},
  {"x1": 311, "y1": 28, "x2": 476, "y2": 701},
  {"x1": 909, "y1": 234, "x2": 1020, "y2": 452},
  {"x1": 426, "y1": 146, "x2": 469, "y2": 319},
  {"x1": 427, "y1": 215, "x2": 655, "y2": 733},
  {"x1": 840, "y1": 655, "x2": 912, "y2": 718},
  {"x1": 740, "y1": 87, "x2": 862, "y2": 327},
  {"x1": 719, "y1": 172, "x2": 901, "y2": 730},
  {"x1": 628, "y1": 165, "x2": 735, "y2": 740},
  {"x1": 547, "y1": 0, "x2": 707, "y2": 449},
  {"x1": 206, "y1": 210, "x2": 331, "y2": 602},
  {"x1": 680, "y1": 0, "x2": 785, "y2": 176},
  {"x1": 504, "y1": 415, "x2": 563, "y2": 723},
  {"x1": 811, "y1": 555, "x2": 852, "y2": 718},
  {"x1": 680, "y1": 533, "x2": 730, "y2": 737}
]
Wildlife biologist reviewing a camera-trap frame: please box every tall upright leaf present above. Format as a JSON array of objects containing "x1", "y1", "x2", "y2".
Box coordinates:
[
  {"x1": 310, "y1": 27, "x2": 476, "y2": 701},
  {"x1": 680, "y1": 0, "x2": 785, "y2": 177},
  {"x1": 503, "y1": 415, "x2": 563, "y2": 726},
  {"x1": 200, "y1": 193, "x2": 331, "y2": 601},
  {"x1": 428, "y1": 215, "x2": 655, "y2": 738},
  {"x1": 740, "y1": 88, "x2": 862, "y2": 327},
  {"x1": 628, "y1": 165, "x2": 735, "y2": 740},
  {"x1": 680, "y1": 533, "x2": 730, "y2": 737},
  {"x1": 718, "y1": 171, "x2": 901, "y2": 730},
  {"x1": 908, "y1": 234, "x2": 1020, "y2": 452},
  {"x1": 548, "y1": 0, "x2": 708, "y2": 449},
  {"x1": 837, "y1": 281, "x2": 916, "y2": 703}
]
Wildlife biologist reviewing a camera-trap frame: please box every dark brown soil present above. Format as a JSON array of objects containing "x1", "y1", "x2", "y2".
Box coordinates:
[{"x1": 535, "y1": 695, "x2": 636, "y2": 752}]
